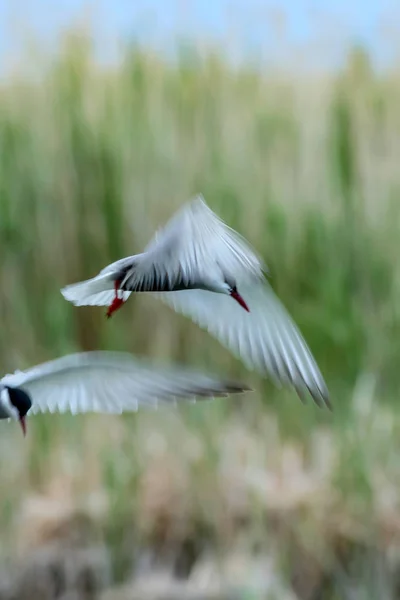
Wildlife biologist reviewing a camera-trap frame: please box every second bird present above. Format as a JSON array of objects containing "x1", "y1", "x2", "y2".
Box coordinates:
[{"x1": 61, "y1": 195, "x2": 330, "y2": 408}]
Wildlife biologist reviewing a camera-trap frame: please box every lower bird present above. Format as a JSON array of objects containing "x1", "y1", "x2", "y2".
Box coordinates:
[
  {"x1": 61, "y1": 195, "x2": 330, "y2": 408},
  {"x1": 0, "y1": 351, "x2": 251, "y2": 436}
]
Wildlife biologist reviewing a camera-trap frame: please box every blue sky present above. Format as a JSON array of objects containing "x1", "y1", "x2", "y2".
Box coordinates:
[{"x1": 0, "y1": 0, "x2": 398, "y2": 70}]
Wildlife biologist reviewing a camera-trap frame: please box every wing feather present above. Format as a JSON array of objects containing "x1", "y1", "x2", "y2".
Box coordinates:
[
  {"x1": 61, "y1": 195, "x2": 265, "y2": 303},
  {"x1": 121, "y1": 195, "x2": 266, "y2": 293},
  {"x1": 1, "y1": 352, "x2": 251, "y2": 415},
  {"x1": 156, "y1": 285, "x2": 330, "y2": 408}
]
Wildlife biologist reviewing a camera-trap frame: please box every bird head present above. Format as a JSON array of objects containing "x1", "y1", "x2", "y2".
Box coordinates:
[
  {"x1": 222, "y1": 278, "x2": 250, "y2": 313},
  {"x1": 229, "y1": 286, "x2": 250, "y2": 312},
  {"x1": 1, "y1": 386, "x2": 32, "y2": 436}
]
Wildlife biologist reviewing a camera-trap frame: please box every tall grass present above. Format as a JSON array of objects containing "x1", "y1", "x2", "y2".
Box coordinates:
[{"x1": 1, "y1": 30, "x2": 400, "y2": 597}]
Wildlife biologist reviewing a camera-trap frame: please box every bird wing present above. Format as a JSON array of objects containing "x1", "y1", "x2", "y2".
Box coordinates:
[
  {"x1": 156, "y1": 284, "x2": 330, "y2": 408},
  {"x1": 99, "y1": 255, "x2": 139, "y2": 276},
  {"x1": 1, "y1": 352, "x2": 251, "y2": 415},
  {"x1": 121, "y1": 195, "x2": 266, "y2": 293}
]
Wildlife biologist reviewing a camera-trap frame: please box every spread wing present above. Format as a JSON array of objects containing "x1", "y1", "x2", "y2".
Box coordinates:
[
  {"x1": 120, "y1": 195, "x2": 266, "y2": 293},
  {"x1": 60, "y1": 195, "x2": 265, "y2": 304},
  {"x1": 156, "y1": 285, "x2": 330, "y2": 408},
  {"x1": 1, "y1": 352, "x2": 251, "y2": 415}
]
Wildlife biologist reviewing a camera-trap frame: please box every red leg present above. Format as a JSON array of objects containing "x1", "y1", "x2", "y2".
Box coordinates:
[{"x1": 106, "y1": 280, "x2": 126, "y2": 319}]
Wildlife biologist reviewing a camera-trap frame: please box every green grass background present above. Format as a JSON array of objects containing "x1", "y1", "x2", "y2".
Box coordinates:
[{"x1": 1, "y1": 30, "x2": 400, "y2": 597}]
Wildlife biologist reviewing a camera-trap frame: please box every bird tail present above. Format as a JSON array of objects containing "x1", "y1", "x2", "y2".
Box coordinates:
[{"x1": 61, "y1": 273, "x2": 131, "y2": 307}]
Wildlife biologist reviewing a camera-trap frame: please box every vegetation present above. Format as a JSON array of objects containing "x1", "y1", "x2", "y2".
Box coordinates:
[{"x1": 1, "y1": 31, "x2": 400, "y2": 598}]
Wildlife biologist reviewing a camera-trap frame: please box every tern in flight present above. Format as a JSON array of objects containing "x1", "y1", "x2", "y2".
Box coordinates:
[
  {"x1": 61, "y1": 196, "x2": 330, "y2": 408},
  {"x1": 0, "y1": 351, "x2": 250, "y2": 436}
]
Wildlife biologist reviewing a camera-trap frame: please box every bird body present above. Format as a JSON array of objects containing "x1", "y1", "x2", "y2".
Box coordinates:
[
  {"x1": 0, "y1": 351, "x2": 251, "y2": 436},
  {"x1": 61, "y1": 196, "x2": 257, "y2": 314},
  {"x1": 61, "y1": 195, "x2": 330, "y2": 408}
]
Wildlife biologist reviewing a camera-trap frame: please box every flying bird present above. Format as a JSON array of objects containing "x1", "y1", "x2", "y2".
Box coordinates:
[
  {"x1": 61, "y1": 195, "x2": 330, "y2": 408},
  {"x1": 0, "y1": 351, "x2": 251, "y2": 436}
]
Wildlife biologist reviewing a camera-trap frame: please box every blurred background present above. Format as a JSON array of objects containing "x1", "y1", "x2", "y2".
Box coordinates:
[{"x1": 1, "y1": 1, "x2": 400, "y2": 598}]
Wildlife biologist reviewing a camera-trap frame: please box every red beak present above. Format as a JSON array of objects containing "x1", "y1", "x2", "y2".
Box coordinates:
[
  {"x1": 230, "y1": 289, "x2": 250, "y2": 312},
  {"x1": 19, "y1": 416, "x2": 27, "y2": 437}
]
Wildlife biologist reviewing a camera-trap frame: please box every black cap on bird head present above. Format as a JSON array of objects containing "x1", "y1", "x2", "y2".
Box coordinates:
[{"x1": 6, "y1": 386, "x2": 32, "y2": 436}]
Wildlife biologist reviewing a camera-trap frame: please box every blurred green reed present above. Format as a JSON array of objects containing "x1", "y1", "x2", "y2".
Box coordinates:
[
  {"x1": 0, "y1": 35, "x2": 398, "y2": 404},
  {"x1": 1, "y1": 32, "x2": 400, "y2": 588}
]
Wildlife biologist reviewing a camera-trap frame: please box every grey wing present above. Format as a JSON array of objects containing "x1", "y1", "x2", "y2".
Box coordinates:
[
  {"x1": 157, "y1": 285, "x2": 330, "y2": 408},
  {"x1": 2, "y1": 352, "x2": 251, "y2": 415},
  {"x1": 122, "y1": 195, "x2": 266, "y2": 293}
]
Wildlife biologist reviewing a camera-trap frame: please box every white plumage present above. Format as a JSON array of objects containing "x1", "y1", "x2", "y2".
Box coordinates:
[
  {"x1": 0, "y1": 351, "x2": 250, "y2": 419},
  {"x1": 61, "y1": 195, "x2": 330, "y2": 408},
  {"x1": 61, "y1": 196, "x2": 264, "y2": 305}
]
